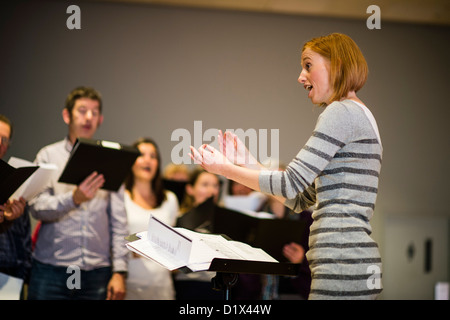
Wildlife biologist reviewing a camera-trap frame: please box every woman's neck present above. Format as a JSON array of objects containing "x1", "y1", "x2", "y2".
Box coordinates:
[
  {"x1": 341, "y1": 91, "x2": 364, "y2": 106},
  {"x1": 131, "y1": 179, "x2": 155, "y2": 209}
]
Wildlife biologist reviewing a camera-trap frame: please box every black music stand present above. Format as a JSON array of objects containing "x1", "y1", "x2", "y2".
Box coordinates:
[{"x1": 207, "y1": 258, "x2": 300, "y2": 300}]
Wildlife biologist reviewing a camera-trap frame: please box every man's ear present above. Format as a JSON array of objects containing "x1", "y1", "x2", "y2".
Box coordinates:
[
  {"x1": 62, "y1": 108, "x2": 71, "y2": 125},
  {"x1": 98, "y1": 114, "x2": 104, "y2": 127}
]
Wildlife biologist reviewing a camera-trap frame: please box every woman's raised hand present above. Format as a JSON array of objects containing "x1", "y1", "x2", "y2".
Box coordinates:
[
  {"x1": 218, "y1": 130, "x2": 260, "y2": 170},
  {"x1": 190, "y1": 144, "x2": 232, "y2": 177}
]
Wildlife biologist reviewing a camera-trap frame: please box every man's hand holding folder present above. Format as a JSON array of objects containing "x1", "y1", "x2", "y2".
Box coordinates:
[
  {"x1": 58, "y1": 138, "x2": 140, "y2": 192},
  {"x1": 72, "y1": 171, "x2": 105, "y2": 205}
]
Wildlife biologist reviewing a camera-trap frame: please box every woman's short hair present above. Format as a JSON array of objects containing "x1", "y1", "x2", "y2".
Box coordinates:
[{"x1": 302, "y1": 33, "x2": 368, "y2": 105}]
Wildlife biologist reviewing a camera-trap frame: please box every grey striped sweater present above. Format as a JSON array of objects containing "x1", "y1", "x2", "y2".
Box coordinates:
[{"x1": 259, "y1": 99, "x2": 383, "y2": 300}]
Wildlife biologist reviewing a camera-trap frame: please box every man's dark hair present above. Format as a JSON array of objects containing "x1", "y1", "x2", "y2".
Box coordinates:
[{"x1": 64, "y1": 86, "x2": 103, "y2": 114}]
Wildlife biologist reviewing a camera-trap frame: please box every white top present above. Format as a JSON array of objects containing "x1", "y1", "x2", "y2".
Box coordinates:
[
  {"x1": 124, "y1": 190, "x2": 179, "y2": 300},
  {"x1": 350, "y1": 100, "x2": 382, "y2": 148}
]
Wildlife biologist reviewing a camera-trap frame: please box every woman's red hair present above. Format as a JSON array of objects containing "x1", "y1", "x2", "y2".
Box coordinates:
[{"x1": 302, "y1": 33, "x2": 368, "y2": 105}]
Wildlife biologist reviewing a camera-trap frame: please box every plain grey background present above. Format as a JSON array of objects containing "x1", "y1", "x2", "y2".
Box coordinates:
[{"x1": 1, "y1": 0, "x2": 449, "y2": 299}]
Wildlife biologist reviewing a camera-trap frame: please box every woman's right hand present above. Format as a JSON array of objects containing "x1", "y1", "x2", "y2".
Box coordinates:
[{"x1": 218, "y1": 130, "x2": 261, "y2": 170}]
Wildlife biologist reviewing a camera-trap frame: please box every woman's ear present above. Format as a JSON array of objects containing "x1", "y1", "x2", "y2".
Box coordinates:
[{"x1": 185, "y1": 184, "x2": 194, "y2": 196}]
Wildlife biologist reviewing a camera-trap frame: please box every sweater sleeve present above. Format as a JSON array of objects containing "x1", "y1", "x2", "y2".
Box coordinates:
[
  {"x1": 284, "y1": 183, "x2": 317, "y2": 213},
  {"x1": 259, "y1": 102, "x2": 354, "y2": 200}
]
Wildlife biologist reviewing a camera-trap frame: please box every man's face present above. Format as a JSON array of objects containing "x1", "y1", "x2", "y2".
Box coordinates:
[
  {"x1": 64, "y1": 98, "x2": 103, "y2": 142},
  {"x1": 0, "y1": 120, "x2": 11, "y2": 159}
]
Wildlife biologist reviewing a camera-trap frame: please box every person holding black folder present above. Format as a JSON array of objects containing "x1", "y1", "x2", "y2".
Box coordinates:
[
  {"x1": 0, "y1": 114, "x2": 27, "y2": 223},
  {"x1": 27, "y1": 87, "x2": 128, "y2": 300},
  {"x1": 0, "y1": 114, "x2": 30, "y2": 298}
]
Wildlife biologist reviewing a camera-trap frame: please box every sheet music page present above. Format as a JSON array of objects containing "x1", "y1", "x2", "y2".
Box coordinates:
[
  {"x1": 181, "y1": 231, "x2": 240, "y2": 268},
  {"x1": 223, "y1": 192, "x2": 267, "y2": 212},
  {"x1": 177, "y1": 228, "x2": 278, "y2": 266},
  {"x1": 0, "y1": 272, "x2": 23, "y2": 300},
  {"x1": 126, "y1": 234, "x2": 186, "y2": 271},
  {"x1": 126, "y1": 216, "x2": 278, "y2": 272},
  {"x1": 125, "y1": 216, "x2": 195, "y2": 270},
  {"x1": 8, "y1": 157, "x2": 57, "y2": 201},
  {"x1": 147, "y1": 216, "x2": 193, "y2": 262}
]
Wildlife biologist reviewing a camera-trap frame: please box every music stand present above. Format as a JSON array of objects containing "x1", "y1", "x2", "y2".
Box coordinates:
[{"x1": 207, "y1": 258, "x2": 300, "y2": 300}]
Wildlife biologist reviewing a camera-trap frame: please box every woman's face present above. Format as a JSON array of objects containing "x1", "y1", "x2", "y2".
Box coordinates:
[
  {"x1": 132, "y1": 143, "x2": 158, "y2": 182},
  {"x1": 187, "y1": 172, "x2": 220, "y2": 205},
  {"x1": 298, "y1": 48, "x2": 333, "y2": 105}
]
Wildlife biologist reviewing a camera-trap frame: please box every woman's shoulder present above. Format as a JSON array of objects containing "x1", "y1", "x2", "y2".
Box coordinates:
[
  {"x1": 163, "y1": 190, "x2": 179, "y2": 206},
  {"x1": 320, "y1": 100, "x2": 367, "y2": 125},
  {"x1": 165, "y1": 189, "x2": 176, "y2": 199},
  {"x1": 325, "y1": 99, "x2": 360, "y2": 113}
]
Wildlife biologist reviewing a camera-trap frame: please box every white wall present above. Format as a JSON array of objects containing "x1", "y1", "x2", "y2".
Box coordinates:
[{"x1": 382, "y1": 216, "x2": 448, "y2": 299}]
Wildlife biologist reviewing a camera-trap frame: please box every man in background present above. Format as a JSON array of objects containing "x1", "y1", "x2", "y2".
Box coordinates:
[{"x1": 27, "y1": 87, "x2": 128, "y2": 300}]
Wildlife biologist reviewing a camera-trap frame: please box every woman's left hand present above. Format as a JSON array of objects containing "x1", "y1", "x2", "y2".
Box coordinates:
[{"x1": 190, "y1": 144, "x2": 232, "y2": 177}]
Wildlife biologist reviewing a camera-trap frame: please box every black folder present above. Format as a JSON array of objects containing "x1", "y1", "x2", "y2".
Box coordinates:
[
  {"x1": 212, "y1": 206, "x2": 307, "y2": 262},
  {"x1": 58, "y1": 138, "x2": 140, "y2": 191},
  {"x1": 162, "y1": 178, "x2": 187, "y2": 204},
  {"x1": 0, "y1": 159, "x2": 38, "y2": 204},
  {"x1": 176, "y1": 196, "x2": 215, "y2": 230},
  {"x1": 209, "y1": 258, "x2": 300, "y2": 276}
]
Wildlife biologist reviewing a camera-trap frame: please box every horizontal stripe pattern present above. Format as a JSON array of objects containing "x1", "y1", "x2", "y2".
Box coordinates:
[
  {"x1": 316, "y1": 199, "x2": 375, "y2": 210},
  {"x1": 334, "y1": 151, "x2": 382, "y2": 162},
  {"x1": 310, "y1": 242, "x2": 378, "y2": 249},
  {"x1": 311, "y1": 131, "x2": 346, "y2": 148},
  {"x1": 313, "y1": 273, "x2": 381, "y2": 280},
  {"x1": 259, "y1": 100, "x2": 383, "y2": 299},
  {"x1": 310, "y1": 288, "x2": 383, "y2": 298},
  {"x1": 308, "y1": 258, "x2": 382, "y2": 266},
  {"x1": 309, "y1": 226, "x2": 372, "y2": 236},
  {"x1": 320, "y1": 167, "x2": 379, "y2": 178},
  {"x1": 316, "y1": 182, "x2": 378, "y2": 194},
  {"x1": 354, "y1": 138, "x2": 379, "y2": 144},
  {"x1": 314, "y1": 212, "x2": 370, "y2": 222}
]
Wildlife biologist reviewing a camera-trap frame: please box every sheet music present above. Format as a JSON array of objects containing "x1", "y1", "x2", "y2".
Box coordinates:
[
  {"x1": 0, "y1": 272, "x2": 23, "y2": 300},
  {"x1": 126, "y1": 215, "x2": 278, "y2": 272},
  {"x1": 8, "y1": 157, "x2": 57, "y2": 201},
  {"x1": 178, "y1": 228, "x2": 277, "y2": 263},
  {"x1": 126, "y1": 216, "x2": 194, "y2": 270},
  {"x1": 126, "y1": 232, "x2": 187, "y2": 270},
  {"x1": 223, "y1": 192, "x2": 267, "y2": 212}
]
